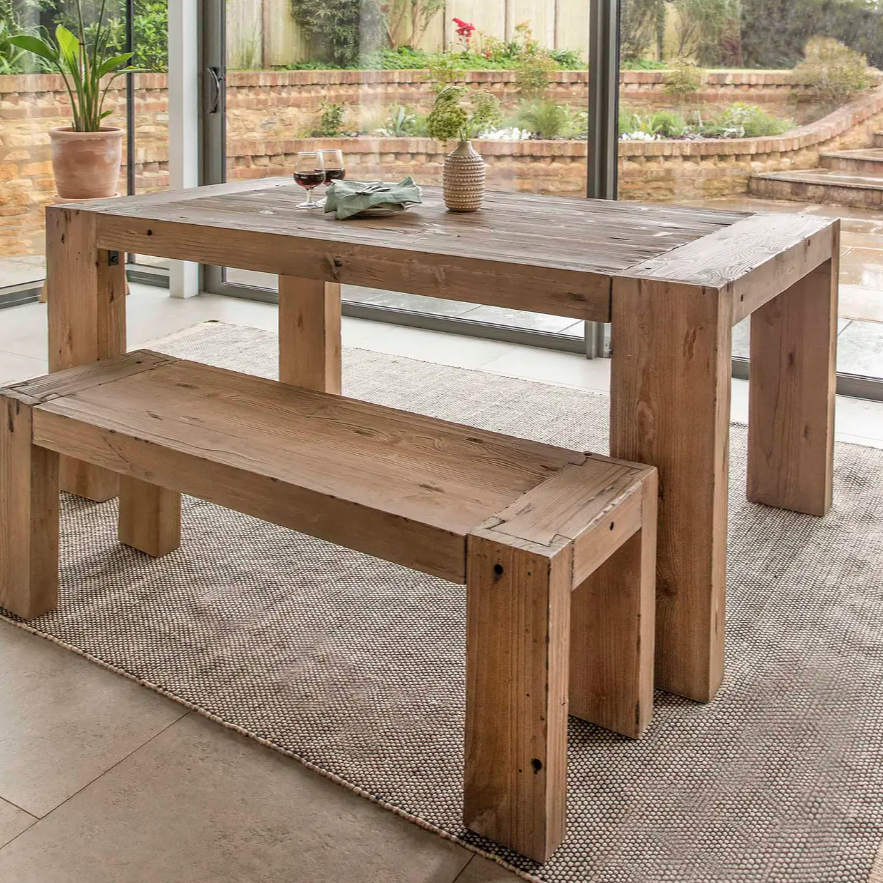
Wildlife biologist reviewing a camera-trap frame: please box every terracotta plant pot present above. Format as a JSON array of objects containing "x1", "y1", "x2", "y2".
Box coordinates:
[
  {"x1": 443, "y1": 140, "x2": 485, "y2": 212},
  {"x1": 49, "y1": 127, "x2": 123, "y2": 199}
]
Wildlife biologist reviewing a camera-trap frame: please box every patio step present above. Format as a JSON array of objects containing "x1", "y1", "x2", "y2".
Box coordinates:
[
  {"x1": 749, "y1": 168, "x2": 883, "y2": 209},
  {"x1": 820, "y1": 148, "x2": 883, "y2": 175}
]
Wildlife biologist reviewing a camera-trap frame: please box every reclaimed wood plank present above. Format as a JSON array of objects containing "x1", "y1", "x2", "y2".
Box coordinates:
[
  {"x1": 610, "y1": 278, "x2": 732, "y2": 703},
  {"x1": 748, "y1": 253, "x2": 838, "y2": 515},
  {"x1": 0, "y1": 393, "x2": 59, "y2": 620}
]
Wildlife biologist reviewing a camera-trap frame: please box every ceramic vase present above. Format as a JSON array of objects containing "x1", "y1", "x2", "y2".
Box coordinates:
[
  {"x1": 443, "y1": 140, "x2": 485, "y2": 212},
  {"x1": 49, "y1": 127, "x2": 123, "y2": 199}
]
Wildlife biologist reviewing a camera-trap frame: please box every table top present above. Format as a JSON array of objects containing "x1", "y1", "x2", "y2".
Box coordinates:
[{"x1": 65, "y1": 179, "x2": 837, "y2": 323}]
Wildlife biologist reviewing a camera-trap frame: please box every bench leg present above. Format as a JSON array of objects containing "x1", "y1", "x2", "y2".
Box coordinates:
[
  {"x1": 1, "y1": 395, "x2": 60, "y2": 619},
  {"x1": 47, "y1": 207, "x2": 125, "y2": 502},
  {"x1": 119, "y1": 476, "x2": 181, "y2": 557},
  {"x1": 748, "y1": 255, "x2": 838, "y2": 516},
  {"x1": 464, "y1": 535, "x2": 570, "y2": 863},
  {"x1": 569, "y1": 473, "x2": 657, "y2": 739},
  {"x1": 278, "y1": 276, "x2": 342, "y2": 393},
  {"x1": 611, "y1": 278, "x2": 732, "y2": 703}
]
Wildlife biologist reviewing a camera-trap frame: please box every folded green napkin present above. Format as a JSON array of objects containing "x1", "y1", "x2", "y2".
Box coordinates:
[{"x1": 324, "y1": 177, "x2": 423, "y2": 220}]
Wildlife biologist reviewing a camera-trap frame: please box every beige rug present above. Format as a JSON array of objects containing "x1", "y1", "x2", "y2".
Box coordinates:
[{"x1": 3, "y1": 321, "x2": 883, "y2": 883}]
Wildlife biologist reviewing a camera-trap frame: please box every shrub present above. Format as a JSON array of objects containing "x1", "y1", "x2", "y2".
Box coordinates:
[
  {"x1": 311, "y1": 102, "x2": 348, "y2": 136},
  {"x1": 671, "y1": 0, "x2": 742, "y2": 67},
  {"x1": 514, "y1": 50, "x2": 557, "y2": 100},
  {"x1": 700, "y1": 102, "x2": 793, "y2": 137},
  {"x1": 618, "y1": 108, "x2": 688, "y2": 138},
  {"x1": 512, "y1": 100, "x2": 569, "y2": 139},
  {"x1": 0, "y1": 18, "x2": 25, "y2": 73},
  {"x1": 792, "y1": 36, "x2": 874, "y2": 107},
  {"x1": 375, "y1": 104, "x2": 425, "y2": 136},
  {"x1": 621, "y1": 57, "x2": 667, "y2": 70},
  {"x1": 290, "y1": 0, "x2": 385, "y2": 68},
  {"x1": 664, "y1": 58, "x2": 705, "y2": 102}
]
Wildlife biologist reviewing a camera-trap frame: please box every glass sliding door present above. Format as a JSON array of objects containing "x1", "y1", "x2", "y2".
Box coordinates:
[
  {"x1": 203, "y1": 0, "x2": 595, "y2": 351},
  {"x1": 617, "y1": 0, "x2": 883, "y2": 394},
  {"x1": 0, "y1": 0, "x2": 169, "y2": 301}
]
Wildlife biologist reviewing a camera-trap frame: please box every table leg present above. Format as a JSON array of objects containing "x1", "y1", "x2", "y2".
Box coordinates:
[
  {"x1": 47, "y1": 207, "x2": 125, "y2": 501},
  {"x1": 610, "y1": 278, "x2": 732, "y2": 703},
  {"x1": 464, "y1": 536, "x2": 570, "y2": 863},
  {"x1": 278, "y1": 276, "x2": 342, "y2": 393},
  {"x1": 747, "y1": 256, "x2": 838, "y2": 516}
]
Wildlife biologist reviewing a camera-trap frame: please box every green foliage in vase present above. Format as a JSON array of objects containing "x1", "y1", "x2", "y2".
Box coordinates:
[
  {"x1": 9, "y1": 0, "x2": 139, "y2": 131},
  {"x1": 425, "y1": 84, "x2": 502, "y2": 142}
]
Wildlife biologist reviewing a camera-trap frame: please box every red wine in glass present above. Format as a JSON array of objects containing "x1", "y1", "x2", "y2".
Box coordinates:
[
  {"x1": 324, "y1": 168, "x2": 346, "y2": 185},
  {"x1": 294, "y1": 150, "x2": 325, "y2": 208},
  {"x1": 294, "y1": 171, "x2": 326, "y2": 188}
]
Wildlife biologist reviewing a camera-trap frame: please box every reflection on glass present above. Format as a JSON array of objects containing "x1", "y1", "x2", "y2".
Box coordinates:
[
  {"x1": 617, "y1": 0, "x2": 883, "y2": 381},
  {"x1": 223, "y1": 1, "x2": 590, "y2": 339}
]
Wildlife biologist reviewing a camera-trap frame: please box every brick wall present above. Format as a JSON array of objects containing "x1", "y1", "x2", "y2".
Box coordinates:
[{"x1": 1, "y1": 69, "x2": 879, "y2": 258}]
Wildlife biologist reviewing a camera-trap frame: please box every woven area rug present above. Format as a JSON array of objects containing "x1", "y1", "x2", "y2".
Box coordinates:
[{"x1": 4, "y1": 320, "x2": 883, "y2": 883}]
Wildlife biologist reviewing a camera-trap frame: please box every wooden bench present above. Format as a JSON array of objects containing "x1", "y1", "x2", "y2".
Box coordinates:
[{"x1": 0, "y1": 350, "x2": 658, "y2": 862}]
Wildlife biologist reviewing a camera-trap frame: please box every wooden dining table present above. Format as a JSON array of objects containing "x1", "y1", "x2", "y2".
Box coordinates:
[{"x1": 44, "y1": 180, "x2": 838, "y2": 704}]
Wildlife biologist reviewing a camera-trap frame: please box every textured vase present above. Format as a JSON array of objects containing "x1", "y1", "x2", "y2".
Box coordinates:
[
  {"x1": 49, "y1": 127, "x2": 123, "y2": 199},
  {"x1": 443, "y1": 140, "x2": 485, "y2": 212}
]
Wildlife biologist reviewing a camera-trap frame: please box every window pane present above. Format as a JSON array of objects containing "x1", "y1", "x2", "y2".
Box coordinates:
[
  {"x1": 617, "y1": 0, "x2": 883, "y2": 382},
  {"x1": 222, "y1": 0, "x2": 590, "y2": 340}
]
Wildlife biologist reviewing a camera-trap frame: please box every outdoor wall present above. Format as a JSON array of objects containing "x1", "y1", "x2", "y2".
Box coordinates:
[{"x1": 3, "y1": 70, "x2": 882, "y2": 258}]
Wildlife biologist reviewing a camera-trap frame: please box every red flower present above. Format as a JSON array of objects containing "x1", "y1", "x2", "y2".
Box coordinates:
[{"x1": 453, "y1": 17, "x2": 475, "y2": 41}]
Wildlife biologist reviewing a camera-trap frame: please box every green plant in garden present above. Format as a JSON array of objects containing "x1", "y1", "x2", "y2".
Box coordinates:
[
  {"x1": 792, "y1": 37, "x2": 873, "y2": 107},
  {"x1": 671, "y1": 0, "x2": 742, "y2": 67},
  {"x1": 9, "y1": 0, "x2": 138, "y2": 131},
  {"x1": 664, "y1": 57, "x2": 705, "y2": 102},
  {"x1": 700, "y1": 102, "x2": 792, "y2": 137},
  {"x1": 618, "y1": 108, "x2": 688, "y2": 138},
  {"x1": 290, "y1": 0, "x2": 385, "y2": 68},
  {"x1": 426, "y1": 84, "x2": 502, "y2": 142},
  {"x1": 310, "y1": 102, "x2": 348, "y2": 136},
  {"x1": 426, "y1": 50, "x2": 465, "y2": 89},
  {"x1": 620, "y1": 57, "x2": 666, "y2": 70},
  {"x1": 383, "y1": 0, "x2": 443, "y2": 49},
  {"x1": 0, "y1": 18, "x2": 26, "y2": 73},
  {"x1": 512, "y1": 22, "x2": 557, "y2": 100},
  {"x1": 513, "y1": 100, "x2": 569, "y2": 139},
  {"x1": 375, "y1": 104, "x2": 425, "y2": 136},
  {"x1": 620, "y1": 0, "x2": 664, "y2": 62}
]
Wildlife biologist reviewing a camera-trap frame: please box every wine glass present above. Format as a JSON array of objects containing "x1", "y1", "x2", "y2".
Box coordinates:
[
  {"x1": 294, "y1": 151, "x2": 325, "y2": 209},
  {"x1": 320, "y1": 149, "x2": 346, "y2": 188}
]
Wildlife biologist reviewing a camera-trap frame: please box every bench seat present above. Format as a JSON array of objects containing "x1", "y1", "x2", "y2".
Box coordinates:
[{"x1": 1, "y1": 350, "x2": 657, "y2": 862}]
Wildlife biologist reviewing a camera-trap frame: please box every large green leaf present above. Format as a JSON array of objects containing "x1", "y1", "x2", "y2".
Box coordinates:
[
  {"x1": 55, "y1": 25, "x2": 80, "y2": 61},
  {"x1": 7, "y1": 35, "x2": 59, "y2": 64},
  {"x1": 97, "y1": 52, "x2": 135, "y2": 77}
]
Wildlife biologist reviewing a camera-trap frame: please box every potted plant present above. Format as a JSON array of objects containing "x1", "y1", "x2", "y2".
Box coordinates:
[
  {"x1": 426, "y1": 85, "x2": 502, "y2": 212},
  {"x1": 10, "y1": 0, "x2": 137, "y2": 199}
]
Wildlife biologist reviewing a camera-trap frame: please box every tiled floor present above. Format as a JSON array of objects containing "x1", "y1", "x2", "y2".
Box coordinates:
[{"x1": 2, "y1": 287, "x2": 883, "y2": 881}]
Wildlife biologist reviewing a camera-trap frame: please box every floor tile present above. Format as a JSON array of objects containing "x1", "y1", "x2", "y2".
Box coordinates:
[
  {"x1": 836, "y1": 319, "x2": 883, "y2": 379},
  {"x1": 0, "y1": 798, "x2": 35, "y2": 849},
  {"x1": 454, "y1": 856, "x2": 522, "y2": 882},
  {"x1": 0, "y1": 713, "x2": 472, "y2": 883},
  {"x1": 352, "y1": 321, "x2": 516, "y2": 369},
  {"x1": 456, "y1": 305, "x2": 580, "y2": 334},
  {"x1": 0, "y1": 620, "x2": 187, "y2": 818},
  {"x1": 480, "y1": 345, "x2": 611, "y2": 392},
  {"x1": 840, "y1": 286, "x2": 883, "y2": 324},
  {"x1": 0, "y1": 350, "x2": 48, "y2": 385}
]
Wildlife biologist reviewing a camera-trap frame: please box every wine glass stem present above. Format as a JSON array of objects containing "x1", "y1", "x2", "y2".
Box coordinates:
[{"x1": 306, "y1": 188, "x2": 316, "y2": 207}]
